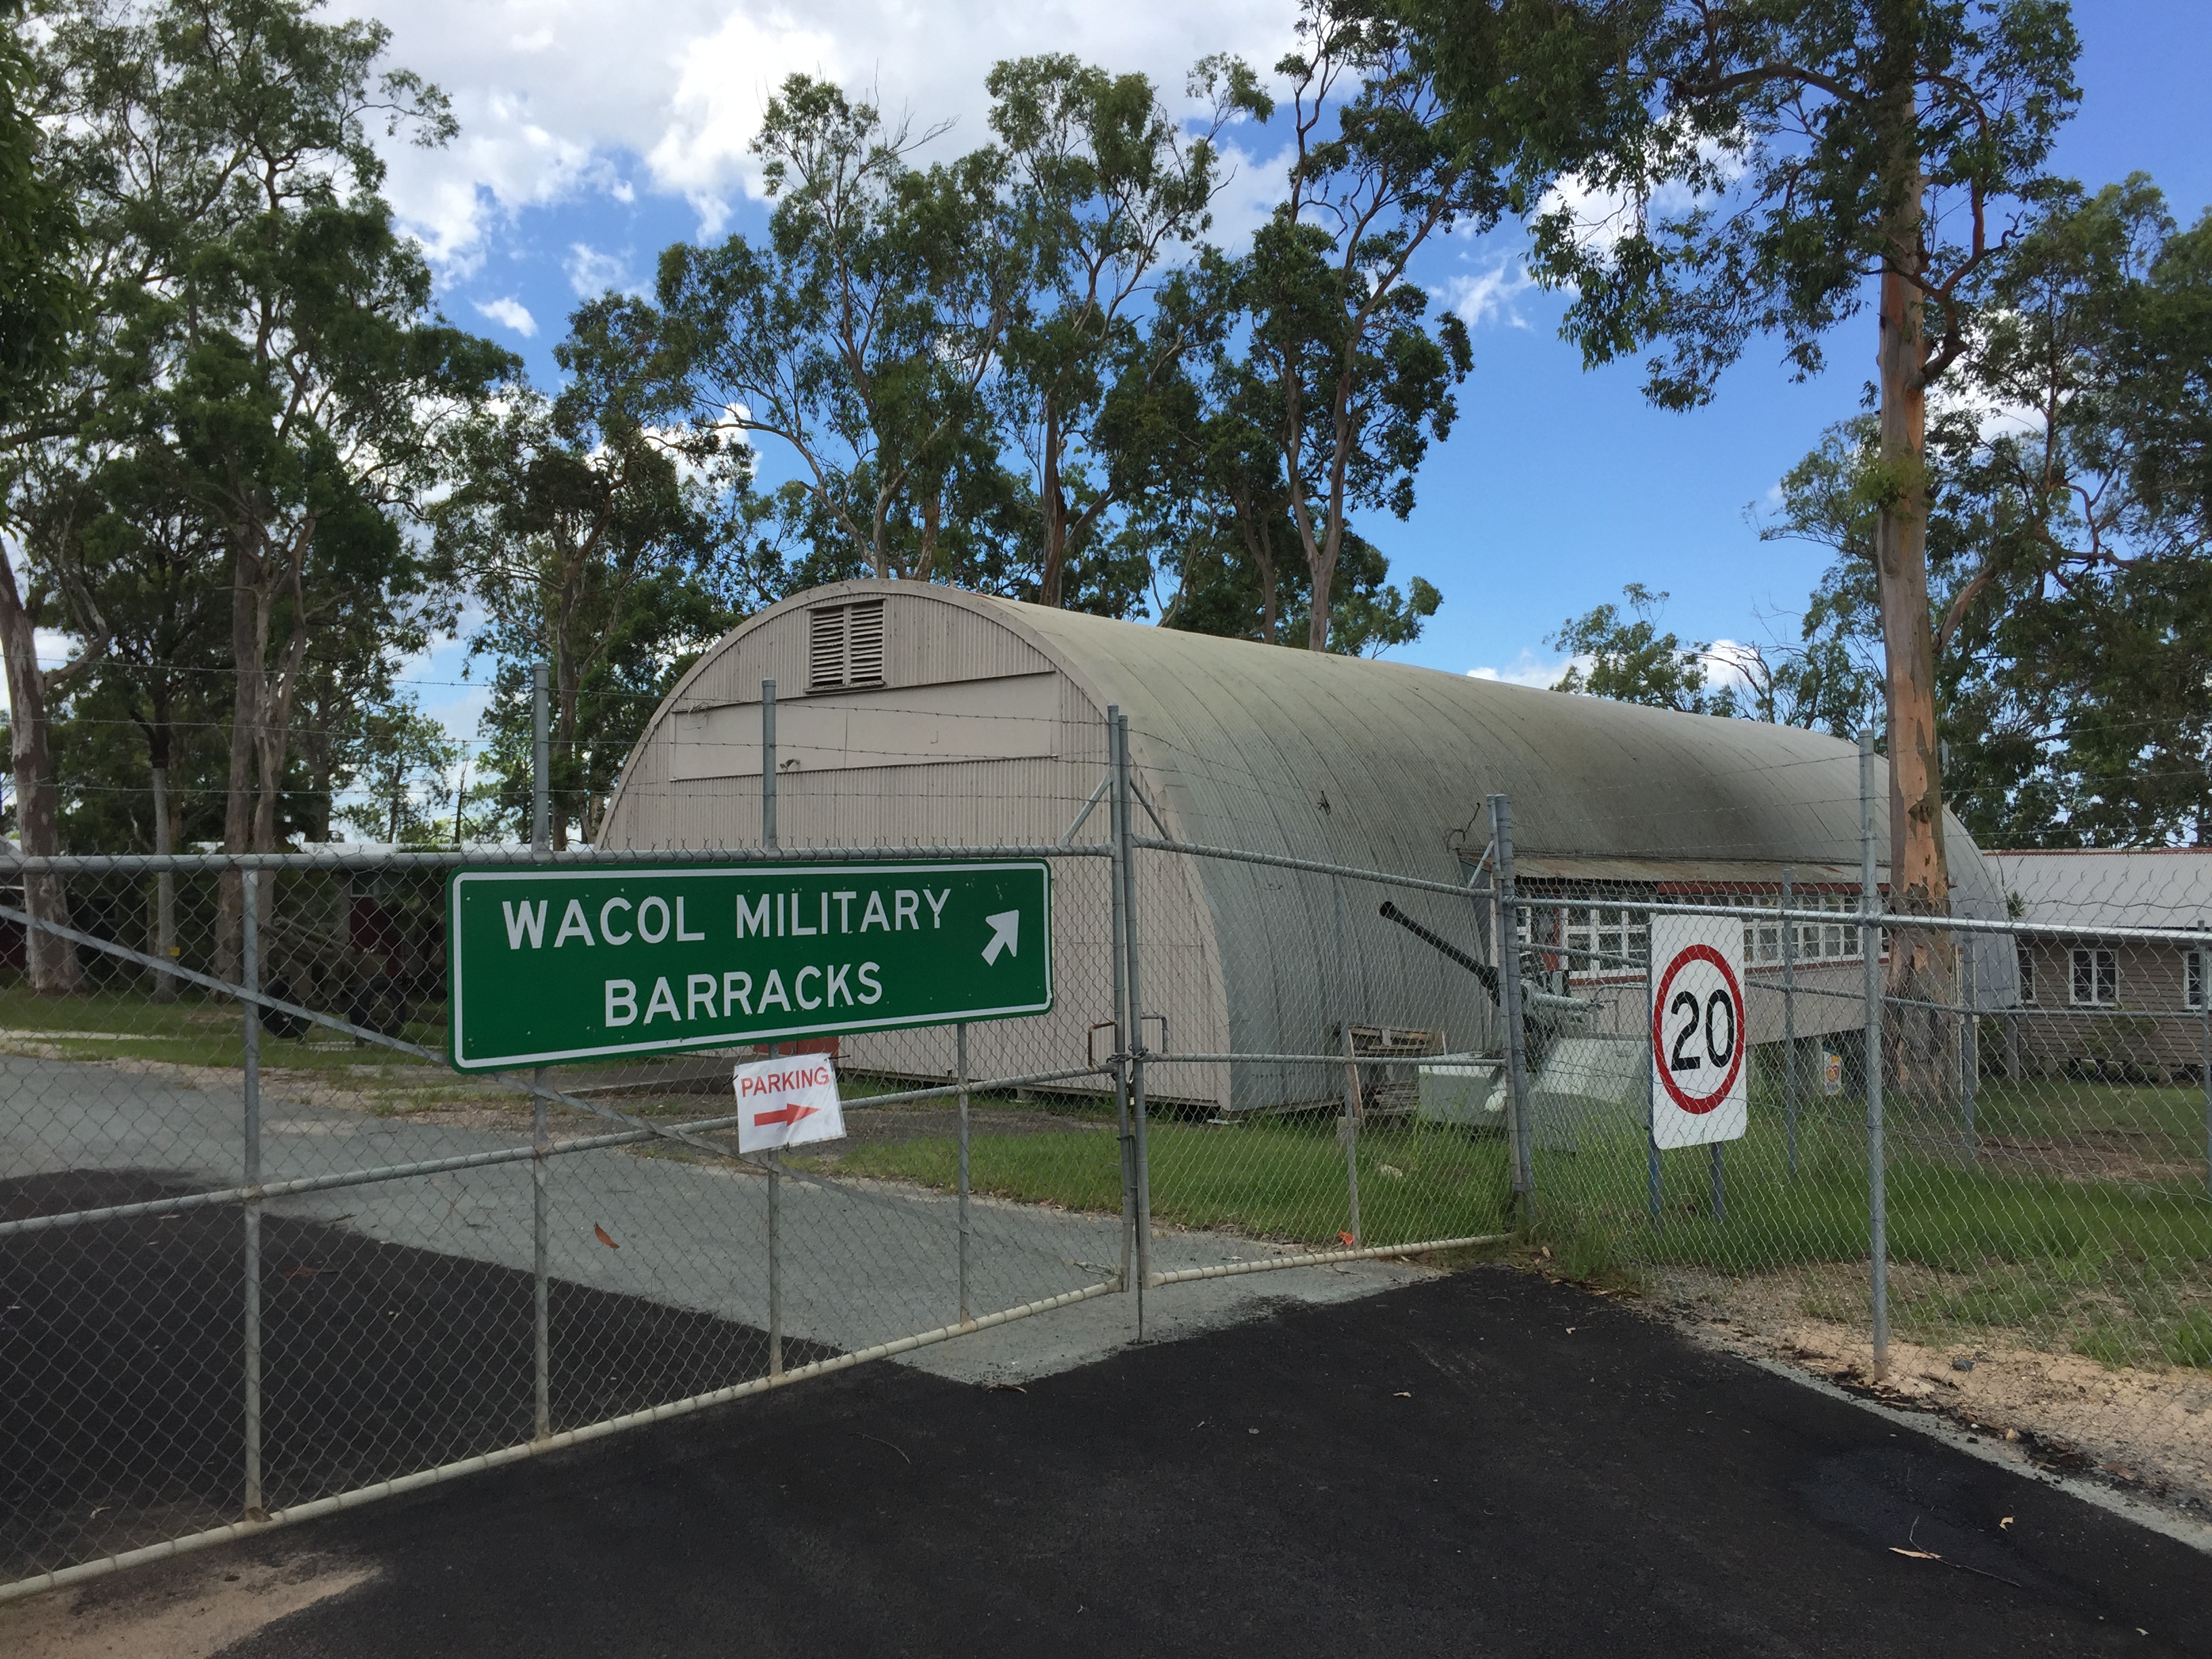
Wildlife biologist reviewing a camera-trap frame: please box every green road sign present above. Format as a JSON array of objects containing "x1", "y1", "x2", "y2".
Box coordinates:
[{"x1": 447, "y1": 860, "x2": 1052, "y2": 1071}]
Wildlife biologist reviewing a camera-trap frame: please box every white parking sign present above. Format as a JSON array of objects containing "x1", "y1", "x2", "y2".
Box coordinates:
[
  {"x1": 1648, "y1": 914, "x2": 1748, "y2": 1149},
  {"x1": 735, "y1": 1053, "x2": 846, "y2": 1153}
]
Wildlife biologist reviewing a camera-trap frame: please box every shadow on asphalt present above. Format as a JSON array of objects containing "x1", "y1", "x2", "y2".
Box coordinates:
[{"x1": 0, "y1": 1171, "x2": 827, "y2": 1580}]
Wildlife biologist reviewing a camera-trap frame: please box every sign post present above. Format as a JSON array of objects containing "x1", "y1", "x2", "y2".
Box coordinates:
[
  {"x1": 447, "y1": 860, "x2": 1052, "y2": 1071},
  {"x1": 1649, "y1": 913, "x2": 1750, "y2": 1153}
]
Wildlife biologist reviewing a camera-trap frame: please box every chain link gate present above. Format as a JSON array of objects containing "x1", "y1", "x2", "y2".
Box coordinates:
[{"x1": 9, "y1": 707, "x2": 2211, "y2": 1601}]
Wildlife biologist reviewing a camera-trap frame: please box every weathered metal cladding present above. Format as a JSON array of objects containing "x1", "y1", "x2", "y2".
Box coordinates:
[
  {"x1": 599, "y1": 581, "x2": 2015, "y2": 1109},
  {"x1": 597, "y1": 586, "x2": 1229, "y2": 1103}
]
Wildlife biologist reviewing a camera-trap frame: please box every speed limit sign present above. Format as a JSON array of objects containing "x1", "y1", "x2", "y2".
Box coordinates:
[{"x1": 1649, "y1": 914, "x2": 1749, "y2": 1149}]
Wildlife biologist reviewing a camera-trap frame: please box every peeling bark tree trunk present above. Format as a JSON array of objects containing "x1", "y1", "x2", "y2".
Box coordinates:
[
  {"x1": 0, "y1": 556, "x2": 83, "y2": 991},
  {"x1": 216, "y1": 531, "x2": 311, "y2": 981},
  {"x1": 1873, "y1": 149, "x2": 1957, "y2": 1097}
]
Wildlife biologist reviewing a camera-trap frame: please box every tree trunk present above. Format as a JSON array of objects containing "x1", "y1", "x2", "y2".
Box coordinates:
[
  {"x1": 1228, "y1": 493, "x2": 1280, "y2": 645},
  {"x1": 0, "y1": 556, "x2": 83, "y2": 991},
  {"x1": 553, "y1": 638, "x2": 579, "y2": 853},
  {"x1": 1873, "y1": 150, "x2": 1957, "y2": 1096},
  {"x1": 1040, "y1": 401, "x2": 1067, "y2": 609},
  {"x1": 216, "y1": 548, "x2": 263, "y2": 982},
  {"x1": 218, "y1": 537, "x2": 306, "y2": 980},
  {"x1": 914, "y1": 487, "x2": 942, "y2": 583},
  {"x1": 150, "y1": 760, "x2": 178, "y2": 1003}
]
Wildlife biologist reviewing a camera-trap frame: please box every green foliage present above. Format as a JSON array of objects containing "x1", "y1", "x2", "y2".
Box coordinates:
[
  {"x1": 1549, "y1": 583, "x2": 1719, "y2": 713},
  {"x1": 335, "y1": 697, "x2": 461, "y2": 845},
  {"x1": 1763, "y1": 178, "x2": 2212, "y2": 845},
  {"x1": 1244, "y1": 0, "x2": 1490, "y2": 649},
  {"x1": 655, "y1": 76, "x2": 1027, "y2": 588},
  {"x1": 0, "y1": 0, "x2": 82, "y2": 439},
  {"x1": 1452, "y1": 0, "x2": 2085, "y2": 410},
  {"x1": 987, "y1": 52, "x2": 1263, "y2": 607},
  {"x1": 20, "y1": 0, "x2": 510, "y2": 871}
]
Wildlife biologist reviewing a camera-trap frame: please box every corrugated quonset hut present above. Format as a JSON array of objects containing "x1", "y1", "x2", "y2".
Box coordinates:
[{"x1": 599, "y1": 580, "x2": 2013, "y2": 1111}]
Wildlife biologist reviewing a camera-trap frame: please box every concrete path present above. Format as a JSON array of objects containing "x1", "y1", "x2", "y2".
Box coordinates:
[{"x1": 0, "y1": 1054, "x2": 1422, "y2": 1384}]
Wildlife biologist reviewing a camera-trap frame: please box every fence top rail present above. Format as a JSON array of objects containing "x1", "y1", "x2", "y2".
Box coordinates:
[
  {"x1": 1515, "y1": 892, "x2": 2212, "y2": 948},
  {"x1": 1130, "y1": 836, "x2": 1483, "y2": 900},
  {"x1": 0, "y1": 842, "x2": 1114, "y2": 876}
]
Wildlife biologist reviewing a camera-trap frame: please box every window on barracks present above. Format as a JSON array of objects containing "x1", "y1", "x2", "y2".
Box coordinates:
[{"x1": 2070, "y1": 947, "x2": 2118, "y2": 1008}]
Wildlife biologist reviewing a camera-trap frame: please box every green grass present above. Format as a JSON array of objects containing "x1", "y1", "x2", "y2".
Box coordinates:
[
  {"x1": 830, "y1": 1112, "x2": 1518, "y2": 1248},
  {"x1": 0, "y1": 981, "x2": 741, "y2": 1109},
  {"x1": 836, "y1": 1076, "x2": 2212, "y2": 1368},
  {"x1": 0, "y1": 980, "x2": 444, "y2": 1072},
  {"x1": 8, "y1": 974, "x2": 2209, "y2": 1367},
  {"x1": 1526, "y1": 1085, "x2": 2212, "y2": 1369}
]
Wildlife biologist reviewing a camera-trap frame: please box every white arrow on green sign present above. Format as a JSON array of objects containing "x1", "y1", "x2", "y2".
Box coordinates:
[{"x1": 446, "y1": 860, "x2": 1052, "y2": 1071}]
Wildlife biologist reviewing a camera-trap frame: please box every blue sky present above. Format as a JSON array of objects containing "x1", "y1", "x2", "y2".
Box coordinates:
[{"x1": 340, "y1": 0, "x2": 2212, "y2": 744}]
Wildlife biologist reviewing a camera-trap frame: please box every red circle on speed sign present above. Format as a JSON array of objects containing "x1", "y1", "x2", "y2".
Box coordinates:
[{"x1": 1652, "y1": 943, "x2": 1746, "y2": 1114}]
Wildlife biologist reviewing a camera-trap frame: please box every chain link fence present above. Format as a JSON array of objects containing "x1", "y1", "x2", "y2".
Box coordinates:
[{"x1": 5, "y1": 712, "x2": 2209, "y2": 1599}]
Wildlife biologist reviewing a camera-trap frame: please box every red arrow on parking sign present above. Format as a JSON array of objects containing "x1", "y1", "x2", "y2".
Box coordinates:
[{"x1": 751, "y1": 1101, "x2": 818, "y2": 1129}]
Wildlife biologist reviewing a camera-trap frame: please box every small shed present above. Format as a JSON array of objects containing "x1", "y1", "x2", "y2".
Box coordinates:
[{"x1": 599, "y1": 581, "x2": 2015, "y2": 1109}]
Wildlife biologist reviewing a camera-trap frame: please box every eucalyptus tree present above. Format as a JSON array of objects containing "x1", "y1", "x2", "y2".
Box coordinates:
[
  {"x1": 35, "y1": 0, "x2": 510, "y2": 972},
  {"x1": 0, "y1": 0, "x2": 78, "y2": 434},
  {"x1": 335, "y1": 696, "x2": 461, "y2": 846},
  {"x1": 438, "y1": 297, "x2": 732, "y2": 847},
  {"x1": 1765, "y1": 178, "x2": 2212, "y2": 846},
  {"x1": 1413, "y1": 0, "x2": 2081, "y2": 931},
  {"x1": 987, "y1": 52, "x2": 1265, "y2": 607},
  {"x1": 0, "y1": 0, "x2": 91, "y2": 984},
  {"x1": 656, "y1": 76, "x2": 1024, "y2": 584},
  {"x1": 1248, "y1": 0, "x2": 1493, "y2": 651},
  {"x1": 0, "y1": 451, "x2": 108, "y2": 985}
]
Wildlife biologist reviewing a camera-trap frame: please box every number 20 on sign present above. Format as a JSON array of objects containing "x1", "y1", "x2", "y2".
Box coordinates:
[{"x1": 1648, "y1": 913, "x2": 1749, "y2": 1149}]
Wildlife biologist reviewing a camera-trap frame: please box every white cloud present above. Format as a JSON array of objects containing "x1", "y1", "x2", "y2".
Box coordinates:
[
  {"x1": 335, "y1": 1, "x2": 1296, "y2": 268},
  {"x1": 1442, "y1": 257, "x2": 1535, "y2": 329},
  {"x1": 1469, "y1": 651, "x2": 1574, "y2": 691},
  {"x1": 565, "y1": 242, "x2": 634, "y2": 298},
  {"x1": 473, "y1": 295, "x2": 539, "y2": 337}
]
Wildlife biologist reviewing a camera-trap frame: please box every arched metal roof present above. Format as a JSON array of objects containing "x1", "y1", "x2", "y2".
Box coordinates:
[{"x1": 605, "y1": 583, "x2": 2010, "y2": 1094}]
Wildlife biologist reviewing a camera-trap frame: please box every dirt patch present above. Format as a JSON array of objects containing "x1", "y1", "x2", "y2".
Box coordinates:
[
  {"x1": 1650, "y1": 1263, "x2": 2212, "y2": 1511},
  {"x1": 0, "y1": 1548, "x2": 375, "y2": 1659}
]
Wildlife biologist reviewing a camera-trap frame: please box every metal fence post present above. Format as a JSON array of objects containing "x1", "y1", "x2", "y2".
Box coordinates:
[
  {"x1": 529, "y1": 670, "x2": 554, "y2": 1430},
  {"x1": 1860, "y1": 729, "x2": 1889, "y2": 1380},
  {"x1": 2199, "y1": 947, "x2": 2210, "y2": 1201},
  {"x1": 532, "y1": 663, "x2": 550, "y2": 853},
  {"x1": 241, "y1": 868, "x2": 264, "y2": 1519},
  {"x1": 1332, "y1": 876, "x2": 1362, "y2": 1247},
  {"x1": 767, "y1": 1143, "x2": 783, "y2": 1378},
  {"x1": 1489, "y1": 794, "x2": 1535, "y2": 1217},
  {"x1": 1782, "y1": 866, "x2": 1798, "y2": 1176},
  {"x1": 956, "y1": 1022, "x2": 972, "y2": 1326},
  {"x1": 1105, "y1": 710, "x2": 1137, "y2": 1296},
  {"x1": 1646, "y1": 942, "x2": 1662, "y2": 1231},
  {"x1": 761, "y1": 680, "x2": 777, "y2": 851},
  {"x1": 1340, "y1": 1028, "x2": 1364, "y2": 1248},
  {"x1": 532, "y1": 1066, "x2": 550, "y2": 1440},
  {"x1": 1116, "y1": 713, "x2": 1153, "y2": 1328},
  {"x1": 1961, "y1": 935, "x2": 1978, "y2": 1163}
]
